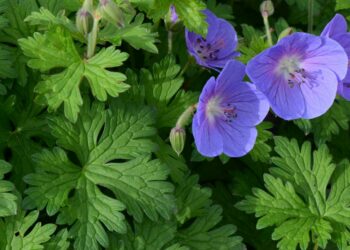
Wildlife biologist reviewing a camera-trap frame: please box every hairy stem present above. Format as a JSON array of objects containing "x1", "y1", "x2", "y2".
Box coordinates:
[
  {"x1": 263, "y1": 15, "x2": 273, "y2": 47},
  {"x1": 308, "y1": 0, "x2": 314, "y2": 33}
]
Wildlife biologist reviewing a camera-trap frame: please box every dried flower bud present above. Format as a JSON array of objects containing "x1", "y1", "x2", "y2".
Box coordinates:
[
  {"x1": 260, "y1": 0, "x2": 274, "y2": 17},
  {"x1": 99, "y1": 0, "x2": 125, "y2": 28},
  {"x1": 170, "y1": 127, "x2": 186, "y2": 156}
]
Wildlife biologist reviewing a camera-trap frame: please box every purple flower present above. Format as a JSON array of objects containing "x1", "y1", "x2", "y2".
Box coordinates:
[
  {"x1": 192, "y1": 60, "x2": 269, "y2": 157},
  {"x1": 246, "y1": 32, "x2": 348, "y2": 120},
  {"x1": 185, "y1": 10, "x2": 239, "y2": 70},
  {"x1": 170, "y1": 5, "x2": 178, "y2": 24},
  {"x1": 321, "y1": 14, "x2": 350, "y2": 101}
]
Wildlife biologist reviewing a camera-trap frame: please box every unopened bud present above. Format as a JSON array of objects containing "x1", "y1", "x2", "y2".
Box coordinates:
[
  {"x1": 165, "y1": 5, "x2": 179, "y2": 30},
  {"x1": 260, "y1": 0, "x2": 274, "y2": 17},
  {"x1": 99, "y1": 0, "x2": 125, "y2": 28},
  {"x1": 170, "y1": 5, "x2": 179, "y2": 24},
  {"x1": 76, "y1": 0, "x2": 93, "y2": 35},
  {"x1": 76, "y1": 8, "x2": 91, "y2": 35},
  {"x1": 170, "y1": 127, "x2": 186, "y2": 156}
]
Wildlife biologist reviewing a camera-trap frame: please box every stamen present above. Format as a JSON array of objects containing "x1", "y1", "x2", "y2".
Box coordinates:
[
  {"x1": 287, "y1": 67, "x2": 318, "y2": 88},
  {"x1": 223, "y1": 104, "x2": 238, "y2": 123},
  {"x1": 194, "y1": 37, "x2": 222, "y2": 61}
]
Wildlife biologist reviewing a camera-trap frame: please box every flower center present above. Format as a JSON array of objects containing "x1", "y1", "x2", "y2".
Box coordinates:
[
  {"x1": 206, "y1": 96, "x2": 221, "y2": 122},
  {"x1": 277, "y1": 56, "x2": 318, "y2": 88},
  {"x1": 223, "y1": 103, "x2": 237, "y2": 123},
  {"x1": 195, "y1": 37, "x2": 222, "y2": 61},
  {"x1": 206, "y1": 96, "x2": 237, "y2": 124}
]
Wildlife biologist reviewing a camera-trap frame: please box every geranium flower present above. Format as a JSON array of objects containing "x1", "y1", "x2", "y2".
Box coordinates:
[
  {"x1": 185, "y1": 9, "x2": 239, "y2": 70},
  {"x1": 321, "y1": 14, "x2": 350, "y2": 100},
  {"x1": 192, "y1": 60, "x2": 269, "y2": 157},
  {"x1": 246, "y1": 32, "x2": 348, "y2": 120}
]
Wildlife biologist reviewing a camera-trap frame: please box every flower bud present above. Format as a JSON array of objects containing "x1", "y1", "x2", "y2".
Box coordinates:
[
  {"x1": 260, "y1": 0, "x2": 274, "y2": 17},
  {"x1": 165, "y1": 5, "x2": 179, "y2": 30},
  {"x1": 76, "y1": 8, "x2": 90, "y2": 35},
  {"x1": 99, "y1": 0, "x2": 125, "y2": 28},
  {"x1": 76, "y1": 0, "x2": 93, "y2": 35},
  {"x1": 170, "y1": 127, "x2": 186, "y2": 156},
  {"x1": 169, "y1": 5, "x2": 179, "y2": 24}
]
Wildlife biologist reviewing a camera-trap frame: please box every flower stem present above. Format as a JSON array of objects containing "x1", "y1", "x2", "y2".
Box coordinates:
[
  {"x1": 313, "y1": 241, "x2": 318, "y2": 250},
  {"x1": 308, "y1": 0, "x2": 314, "y2": 33},
  {"x1": 176, "y1": 104, "x2": 197, "y2": 128},
  {"x1": 87, "y1": 11, "x2": 100, "y2": 58},
  {"x1": 179, "y1": 60, "x2": 191, "y2": 76},
  {"x1": 263, "y1": 14, "x2": 273, "y2": 47},
  {"x1": 168, "y1": 30, "x2": 173, "y2": 54}
]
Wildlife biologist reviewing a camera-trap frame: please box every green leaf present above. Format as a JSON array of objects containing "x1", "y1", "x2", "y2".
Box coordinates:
[
  {"x1": 101, "y1": 14, "x2": 158, "y2": 53},
  {"x1": 175, "y1": 175, "x2": 244, "y2": 250},
  {"x1": 336, "y1": 0, "x2": 350, "y2": 10},
  {"x1": 295, "y1": 100, "x2": 350, "y2": 146},
  {"x1": 0, "y1": 160, "x2": 17, "y2": 217},
  {"x1": 131, "y1": 219, "x2": 177, "y2": 250},
  {"x1": 207, "y1": 0, "x2": 234, "y2": 20},
  {"x1": 237, "y1": 137, "x2": 350, "y2": 250},
  {"x1": 0, "y1": 0, "x2": 37, "y2": 44},
  {"x1": 239, "y1": 25, "x2": 269, "y2": 64},
  {"x1": 0, "y1": 209, "x2": 56, "y2": 249},
  {"x1": 154, "y1": 137, "x2": 188, "y2": 183},
  {"x1": 172, "y1": 0, "x2": 207, "y2": 36},
  {"x1": 24, "y1": 7, "x2": 81, "y2": 39},
  {"x1": 0, "y1": 45, "x2": 16, "y2": 78},
  {"x1": 19, "y1": 27, "x2": 129, "y2": 122},
  {"x1": 24, "y1": 99, "x2": 174, "y2": 250},
  {"x1": 147, "y1": 0, "x2": 208, "y2": 36},
  {"x1": 0, "y1": 85, "x2": 51, "y2": 192},
  {"x1": 177, "y1": 205, "x2": 244, "y2": 250},
  {"x1": 44, "y1": 229, "x2": 70, "y2": 250},
  {"x1": 249, "y1": 122, "x2": 273, "y2": 163},
  {"x1": 175, "y1": 175, "x2": 212, "y2": 224},
  {"x1": 141, "y1": 55, "x2": 198, "y2": 128}
]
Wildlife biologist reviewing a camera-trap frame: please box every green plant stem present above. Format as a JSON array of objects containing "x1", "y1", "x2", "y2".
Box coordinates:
[
  {"x1": 263, "y1": 14, "x2": 273, "y2": 47},
  {"x1": 176, "y1": 104, "x2": 197, "y2": 128},
  {"x1": 313, "y1": 241, "x2": 318, "y2": 250},
  {"x1": 87, "y1": 13, "x2": 100, "y2": 58},
  {"x1": 308, "y1": 0, "x2": 314, "y2": 33},
  {"x1": 168, "y1": 30, "x2": 173, "y2": 54},
  {"x1": 179, "y1": 60, "x2": 191, "y2": 76}
]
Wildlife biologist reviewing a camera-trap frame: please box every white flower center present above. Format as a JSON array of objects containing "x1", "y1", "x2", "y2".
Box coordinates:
[
  {"x1": 206, "y1": 96, "x2": 222, "y2": 122},
  {"x1": 277, "y1": 55, "x2": 301, "y2": 77},
  {"x1": 276, "y1": 55, "x2": 318, "y2": 88},
  {"x1": 206, "y1": 96, "x2": 238, "y2": 124}
]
